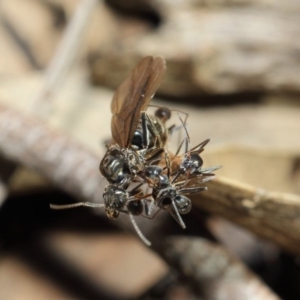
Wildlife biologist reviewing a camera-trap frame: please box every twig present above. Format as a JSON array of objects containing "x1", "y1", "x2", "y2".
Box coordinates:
[
  {"x1": 0, "y1": 11, "x2": 41, "y2": 69},
  {"x1": 0, "y1": 157, "x2": 17, "y2": 207},
  {"x1": 0, "y1": 104, "x2": 293, "y2": 297},
  {"x1": 156, "y1": 236, "x2": 281, "y2": 300},
  {"x1": 0, "y1": 103, "x2": 170, "y2": 237},
  {"x1": 29, "y1": 0, "x2": 98, "y2": 117},
  {"x1": 0, "y1": 180, "x2": 8, "y2": 207},
  {"x1": 0, "y1": 104, "x2": 104, "y2": 204},
  {"x1": 191, "y1": 176, "x2": 300, "y2": 255},
  {"x1": 1, "y1": 104, "x2": 300, "y2": 256}
]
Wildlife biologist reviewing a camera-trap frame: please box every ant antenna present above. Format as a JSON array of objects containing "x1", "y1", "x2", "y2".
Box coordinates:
[
  {"x1": 171, "y1": 114, "x2": 190, "y2": 161},
  {"x1": 190, "y1": 138, "x2": 210, "y2": 153},
  {"x1": 174, "y1": 138, "x2": 187, "y2": 157},
  {"x1": 50, "y1": 202, "x2": 105, "y2": 209},
  {"x1": 201, "y1": 165, "x2": 222, "y2": 173},
  {"x1": 129, "y1": 182, "x2": 144, "y2": 194},
  {"x1": 172, "y1": 109, "x2": 189, "y2": 125},
  {"x1": 129, "y1": 213, "x2": 151, "y2": 246},
  {"x1": 178, "y1": 114, "x2": 190, "y2": 143}
]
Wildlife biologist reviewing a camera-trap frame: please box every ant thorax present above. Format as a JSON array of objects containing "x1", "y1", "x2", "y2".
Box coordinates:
[
  {"x1": 180, "y1": 153, "x2": 203, "y2": 174},
  {"x1": 144, "y1": 165, "x2": 192, "y2": 216},
  {"x1": 132, "y1": 114, "x2": 168, "y2": 159},
  {"x1": 147, "y1": 115, "x2": 168, "y2": 149},
  {"x1": 99, "y1": 144, "x2": 143, "y2": 186}
]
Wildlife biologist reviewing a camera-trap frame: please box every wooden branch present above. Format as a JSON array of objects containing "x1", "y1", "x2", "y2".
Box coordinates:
[
  {"x1": 192, "y1": 176, "x2": 300, "y2": 255},
  {"x1": 89, "y1": 1, "x2": 300, "y2": 95},
  {"x1": 156, "y1": 236, "x2": 281, "y2": 300},
  {"x1": 30, "y1": 0, "x2": 98, "y2": 117},
  {"x1": 0, "y1": 102, "x2": 298, "y2": 299},
  {"x1": 0, "y1": 104, "x2": 104, "y2": 205},
  {"x1": 0, "y1": 103, "x2": 171, "y2": 238},
  {"x1": 0, "y1": 157, "x2": 17, "y2": 207},
  {"x1": 1, "y1": 103, "x2": 300, "y2": 256}
]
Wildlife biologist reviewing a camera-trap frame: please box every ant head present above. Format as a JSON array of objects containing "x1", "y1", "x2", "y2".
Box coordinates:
[
  {"x1": 103, "y1": 185, "x2": 128, "y2": 219},
  {"x1": 155, "y1": 107, "x2": 171, "y2": 122}
]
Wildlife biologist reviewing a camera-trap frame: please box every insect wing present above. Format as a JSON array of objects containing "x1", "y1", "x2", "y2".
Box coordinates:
[{"x1": 111, "y1": 56, "x2": 166, "y2": 148}]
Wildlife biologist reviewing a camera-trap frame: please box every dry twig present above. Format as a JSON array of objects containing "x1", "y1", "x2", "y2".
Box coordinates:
[
  {"x1": 30, "y1": 0, "x2": 98, "y2": 117},
  {"x1": 1, "y1": 104, "x2": 300, "y2": 257},
  {"x1": 0, "y1": 157, "x2": 17, "y2": 207},
  {"x1": 0, "y1": 104, "x2": 104, "y2": 203},
  {"x1": 192, "y1": 177, "x2": 300, "y2": 255},
  {"x1": 157, "y1": 236, "x2": 281, "y2": 300},
  {"x1": 0, "y1": 104, "x2": 293, "y2": 298}
]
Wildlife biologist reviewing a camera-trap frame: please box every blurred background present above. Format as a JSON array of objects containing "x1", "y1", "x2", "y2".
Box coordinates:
[{"x1": 0, "y1": 0, "x2": 300, "y2": 299}]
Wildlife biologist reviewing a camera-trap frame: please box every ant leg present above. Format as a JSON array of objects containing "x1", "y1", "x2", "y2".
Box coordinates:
[
  {"x1": 163, "y1": 149, "x2": 171, "y2": 178},
  {"x1": 128, "y1": 192, "x2": 152, "y2": 201},
  {"x1": 169, "y1": 113, "x2": 190, "y2": 164},
  {"x1": 190, "y1": 139, "x2": 210, "y2": 153},
  {"x1": 141, "y1": 112, "x2": 149, "y2": 148},
  {"x1": 200, "y1": 165, "x2": 222, "y2": 173},
  {"x1": 129, "y1": 213, "x2": 151, "y2": 246},
  {"x1": 120, "y1": 177, "x2": 132, "y2": 189},
  {"x1": 172, "y1": 167, "x2": 185, "y2": 181},
  {"x1": 170, "y1": 137, "x2": 189, "y2": 183},
  {"x1": 171, "y1": 167, "x2": 185, "y2": 184},
  {"x1": 147, "y1": 148, "x2": 165, "y2": 165},
  {"x1": 144, "y1": 198, "x2": 155, "y2": 216},
  {"x1": 183, "y1": 169, "x2": 218, "y2": 184},
  {"x1": 178, "y1": 114, "x2": 190, "y2": 145},
  {"x1": 148, "y1": 148, "x2": 171, "y2": 179},
  {"x1": 141, "y1": 207, "x2": 163, "y2": 219},
  {"x1": 144, "y1": 113, "x2": 163, "y2": 148},
  {"x1": 167, "y1": 123, "x2": 183, "y2": 144},
  {"x1": 178, "y1": 116, "x2": 191, "y2": 177},
  {"x1": 142, "y1": 180, "x2": 155, "y2": 216},
  {"x1": 200, "y1": 175, "x2": 215, "y2": 183},
  {"x1": 183, "y1": 166, "x2": 192, "y2": 187},
  {"x1": 175, "y1": 173, "x2": 214, "y2": 188},
  {"x1": 168, "y1": 109, "x2": 190, "y2": 138},
  {"x1": 171, "y1": 109, "x2": 189, "y2": 126},
  {"x1": 129, "y1": 182, "x2": 144, "y2": 194},
  {"x1": 174, "y1": 137, "x2": 187, "y2": 157},
  {"x1": 167, "y1": 124, "x2": 176, "y2": 135},
  {"x1": 167, "y1": 201, "x2": 186, "y2": 229},
  {"x1": 50, "y1": 202, "x2": 105, "y2": 210},
  {"x1": 180, "y1": 186, "x2": 207, "y2": 194}
]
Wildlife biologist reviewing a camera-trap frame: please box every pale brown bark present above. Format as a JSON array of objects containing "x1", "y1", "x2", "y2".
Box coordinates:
[
  {"x1": 157, "y1": 236, "x2": 281, "y2": 300},
  {"x1": 192, "y1": 176, "x2": 300, "y2": 254}
]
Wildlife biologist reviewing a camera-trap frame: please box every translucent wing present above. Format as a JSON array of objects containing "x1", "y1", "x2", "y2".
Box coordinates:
[{"x1": 111, "y1": 56, "x2": 166, "y2": 148}]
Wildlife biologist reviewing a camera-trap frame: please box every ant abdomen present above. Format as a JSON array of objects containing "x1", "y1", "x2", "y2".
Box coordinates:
[{"x1": 175, "y1": 195, "x2": 191, "y2": 214}]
